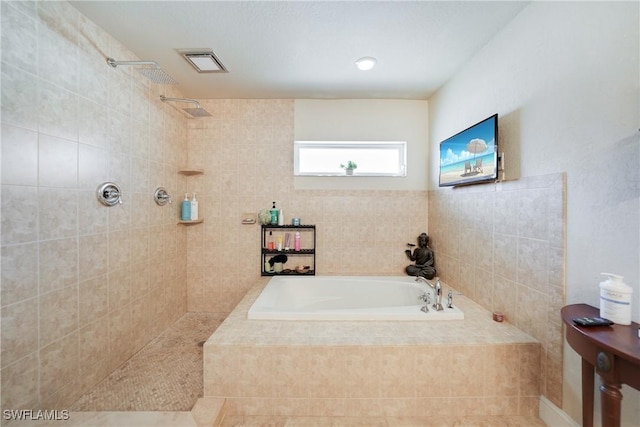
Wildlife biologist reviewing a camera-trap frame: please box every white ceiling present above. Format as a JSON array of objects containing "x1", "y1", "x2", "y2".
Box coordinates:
[{"x1": 70, "y1": 1, "x2": 529, "y2": 100}]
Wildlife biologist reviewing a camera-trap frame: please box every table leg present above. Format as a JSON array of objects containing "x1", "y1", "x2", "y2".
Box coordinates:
[
  {"x1": 600, "y1": 380, "x2": 622, "y2": 427},
  {"x1": 582, "y1": 358, "x2": 594, "y2": 427}
]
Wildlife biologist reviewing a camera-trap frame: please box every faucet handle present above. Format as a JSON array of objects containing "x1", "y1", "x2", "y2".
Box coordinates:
[{"x1": 418, "y1": 292, "x2": 431, "y2": 304}]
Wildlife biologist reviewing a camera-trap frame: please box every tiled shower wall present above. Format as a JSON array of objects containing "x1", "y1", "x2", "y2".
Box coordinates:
[
  {"x1": 185, "y1": 99, "x2": 428, "y2": 314},
  {"x1": 1, "y1": 1, "x2": 188, "y2": 412},
  {"x1": 428, "y1": 173, "x2": 566, "y2": 407}
]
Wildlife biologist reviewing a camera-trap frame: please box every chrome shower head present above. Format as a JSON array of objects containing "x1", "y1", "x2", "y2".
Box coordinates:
[
  {"x1": 160, "y1": 95, "x2": 211, "y2": 118},
  {"x1": 107, "y1": 57, "x2": 177, "y2": 85},
  {"x1": 182, "y1": 107, "x2": 212, "y2": 118}
]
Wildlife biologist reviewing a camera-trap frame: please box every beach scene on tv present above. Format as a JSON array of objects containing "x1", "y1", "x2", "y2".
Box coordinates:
[{"x1": 439, "y1": 116, "x2": 497, "y2": 187}]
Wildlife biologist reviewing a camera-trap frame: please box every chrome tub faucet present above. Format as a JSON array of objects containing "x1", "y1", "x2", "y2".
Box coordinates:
[{"x1": 415, "y1": 276, "x2": 444, "y2": 311}]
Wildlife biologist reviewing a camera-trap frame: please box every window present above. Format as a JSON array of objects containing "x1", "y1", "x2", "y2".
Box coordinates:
[{"x1": 294, "y1": 141, "x2": 407, "y2": 177}]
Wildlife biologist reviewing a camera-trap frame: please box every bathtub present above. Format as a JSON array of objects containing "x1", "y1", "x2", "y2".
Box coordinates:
[{"x1": 247, "y1": 275, "x2": 464, "y2": 320}]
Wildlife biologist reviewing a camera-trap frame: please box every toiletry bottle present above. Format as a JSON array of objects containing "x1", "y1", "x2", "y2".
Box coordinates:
[
  {"x1": 276, "y1": 235, "x2": 283, "y2": 251},
  {"x1": 599, "y1": 273, "x2": 633, "y2": 325},
  {"x1": 181, "y1": 193, "x2": 191, "y2": 221},
  {"x1": 267, "y1": 231, "x2": 274, "y2": 250},
  {"x1": 190, "y1": 193, "x2": 199, "y2": 221},
  {"x1": 294, "y1": 232, "x2": 301, "y2": 251},
  {"x1": 278, "y1": 208, "x2": 284, "y2": 226},
  {"x1": 270, "y1": 201, "x2": 278, "y2": 225}
]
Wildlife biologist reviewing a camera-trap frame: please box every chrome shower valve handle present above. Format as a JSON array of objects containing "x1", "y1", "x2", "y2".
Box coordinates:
[
  {"x1": 96, "y1": 182, "x2": 122, "y2": 206},
  {"x1": 154, "y1": 187, "x2": 172, "y2": 206}
]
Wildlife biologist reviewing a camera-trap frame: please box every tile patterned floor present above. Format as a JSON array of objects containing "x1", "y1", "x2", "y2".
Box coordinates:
[{"x1": 69, "y1": 312, "x2": 224, "y2": 412}]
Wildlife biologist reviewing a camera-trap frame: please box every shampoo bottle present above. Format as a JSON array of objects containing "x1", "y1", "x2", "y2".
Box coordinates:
[
  {"x1": 294, "y1": 232, "x2": 301, "y2": 251},
  {"x1": 267, "y1": 231, "x2": 274, "y2": 250},
  {"x1": 190, "y1": 193, "x2": 199, "y2": 221},
  {"x1": 278, "y1": 208, "x2": 284, "y2": 226},
  {"x1": 270, "y1": 201, "x2": 278, "y2": 225},
  {"x1": 599, "y1": 273, "x2": 632, "y2": 325},
  {"x1": 181, "y1": 193, "x2": 191, "y2": 221}
]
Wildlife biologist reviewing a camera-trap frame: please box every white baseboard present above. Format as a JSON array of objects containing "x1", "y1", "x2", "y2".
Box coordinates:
[{"x1": 539, "y1": 395, "x2": 580, "y2": 427}]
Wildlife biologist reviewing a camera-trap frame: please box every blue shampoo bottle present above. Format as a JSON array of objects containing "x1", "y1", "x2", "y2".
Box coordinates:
[{"x1": 181, "y1": 193, "x2": 191, "y2": 221}]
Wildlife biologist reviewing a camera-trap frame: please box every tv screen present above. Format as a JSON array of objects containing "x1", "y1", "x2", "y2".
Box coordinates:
[{"x1": 438, "y1": 114, "x2": 498, "y2": 187}]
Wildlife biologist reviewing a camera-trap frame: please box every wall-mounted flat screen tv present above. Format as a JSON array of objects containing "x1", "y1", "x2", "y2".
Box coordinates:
[{"x1": 438, "y1": 114, "x2": 498, "y2": 187}]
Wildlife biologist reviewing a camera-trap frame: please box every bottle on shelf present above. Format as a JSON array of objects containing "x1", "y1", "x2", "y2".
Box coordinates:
[
  {"x1": 181, "y1": 193, "x2": 191, "y2": 221},
  {"x1": 190, "y1": 193, "x2": 199, "y2": 221},
  {"x1": 294, "y1": 232, "x2": 301, "y2": 251},
  {"x1": 270, "y1": 201, "x2": 278, "y2": 225}
]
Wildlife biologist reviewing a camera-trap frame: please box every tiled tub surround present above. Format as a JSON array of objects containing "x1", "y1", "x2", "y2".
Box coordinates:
[
  {"x1": 204, "y1": 279, "x2": 541, "y2": 418},
  {"x1": 428, "y1": 173, "x2": 566, "y2": 408}
]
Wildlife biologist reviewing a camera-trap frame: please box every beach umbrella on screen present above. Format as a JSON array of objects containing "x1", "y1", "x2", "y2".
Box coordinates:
[{"x1": 466, "y1": 138, "x2": 487, "y2": 157}]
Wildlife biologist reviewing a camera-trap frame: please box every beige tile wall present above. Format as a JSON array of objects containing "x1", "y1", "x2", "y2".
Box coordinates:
[
  {"x1": 428, "y1": 173, "x2": 566, "y2": 407},
  {"x1": 184, "y1": 99, "x2": 429, "y2": 314},
  {"x1": 1, "y1": 1, "x2": 188, "y2": 414}
]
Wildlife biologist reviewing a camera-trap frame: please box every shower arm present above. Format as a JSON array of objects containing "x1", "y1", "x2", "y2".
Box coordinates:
[
  {"x1": 107, "y1": 57, "x2": 162, "y2": 69},
  {"x1": 160, "y1": 95, "x2": 203, "y2": 109},
  {"x1": 106, "y1": 57, "x2": 177, "y2": 85}
]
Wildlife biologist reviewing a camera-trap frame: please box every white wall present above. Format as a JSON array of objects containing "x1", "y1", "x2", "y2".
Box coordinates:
[
  {"x1": 427, "y1": 2, "x2": 639, "y2": 425},
  {"x1": 294, "y1": 99, "x2": 428, "y2": 190}
]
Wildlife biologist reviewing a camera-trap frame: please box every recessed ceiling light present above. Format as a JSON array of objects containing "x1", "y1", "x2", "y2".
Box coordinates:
[
  {"x1": 178, "y1": 49, "x2": 227, "y2": 73},
  {"x1": 356, "y1": 56, "x2": 377, "y2": 71}
]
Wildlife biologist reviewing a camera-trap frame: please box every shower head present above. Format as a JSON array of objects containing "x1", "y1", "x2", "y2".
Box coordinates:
[
  {"x1": 182, "y1": 107, "x2": 212, "y2": 118},
  {"x1": 160, "y1": 95, "x2": 211, "y2": 118},
  {"x1": 107, "y1": 57, "x2": 177, "y2": 85}
]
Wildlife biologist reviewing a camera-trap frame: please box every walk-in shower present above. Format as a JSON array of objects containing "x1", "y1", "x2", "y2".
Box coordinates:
[
  {"x1": 106, "y1": 57, "x2": 177, "y2": 85},
  {"x1": 160, "y1": 95, "x2": 212, "y2": 117}
]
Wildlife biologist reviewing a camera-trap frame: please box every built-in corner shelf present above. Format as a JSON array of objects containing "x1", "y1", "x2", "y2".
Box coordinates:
[
  {"x1": 178, "y1": 169, "x2": 204, "y2": 176},
  {"x1": 178, "y1": 219, "x2": 204, "y2": 225},
  {"x1": 178, "y1": 169, "x2": 204, "y2": 223}
]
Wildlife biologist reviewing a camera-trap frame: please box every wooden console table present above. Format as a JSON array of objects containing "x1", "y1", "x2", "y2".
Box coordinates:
[{"x1": 561, "y1": 304, "x2": 640, "y2": 427}]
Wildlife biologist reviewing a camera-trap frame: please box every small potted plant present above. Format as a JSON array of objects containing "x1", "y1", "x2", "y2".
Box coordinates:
[{"x1": 340, "y1": 160, "x2": 358, "y2": 175}]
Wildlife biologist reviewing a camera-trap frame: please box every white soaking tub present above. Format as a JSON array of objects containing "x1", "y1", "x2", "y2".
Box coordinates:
[{"x1": 247, "y1": 275, "x2": 464, "y2": 320}]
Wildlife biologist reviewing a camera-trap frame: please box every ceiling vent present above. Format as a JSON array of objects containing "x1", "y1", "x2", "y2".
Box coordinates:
[{"x1": 178, "y1": 49, "x2": 227, "y2": 73}]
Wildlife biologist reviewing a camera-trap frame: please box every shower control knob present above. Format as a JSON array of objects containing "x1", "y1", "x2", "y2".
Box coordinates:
[
  {"x1": 96, "y1": 182, "x2": 122, "y2": 206},
  {"x1": 154, "y1": 187, "x2": 172, "y2": 206}
]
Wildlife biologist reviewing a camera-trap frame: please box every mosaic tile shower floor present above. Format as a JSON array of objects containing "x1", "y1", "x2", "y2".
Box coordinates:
[{"x1": 69, "y1": 312, "x2": 224, "y2": 412}]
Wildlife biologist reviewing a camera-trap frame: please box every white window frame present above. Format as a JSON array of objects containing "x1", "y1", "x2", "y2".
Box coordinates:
[{"x1": 294, "y1": 140, "x2": 407, "y2": 177}]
